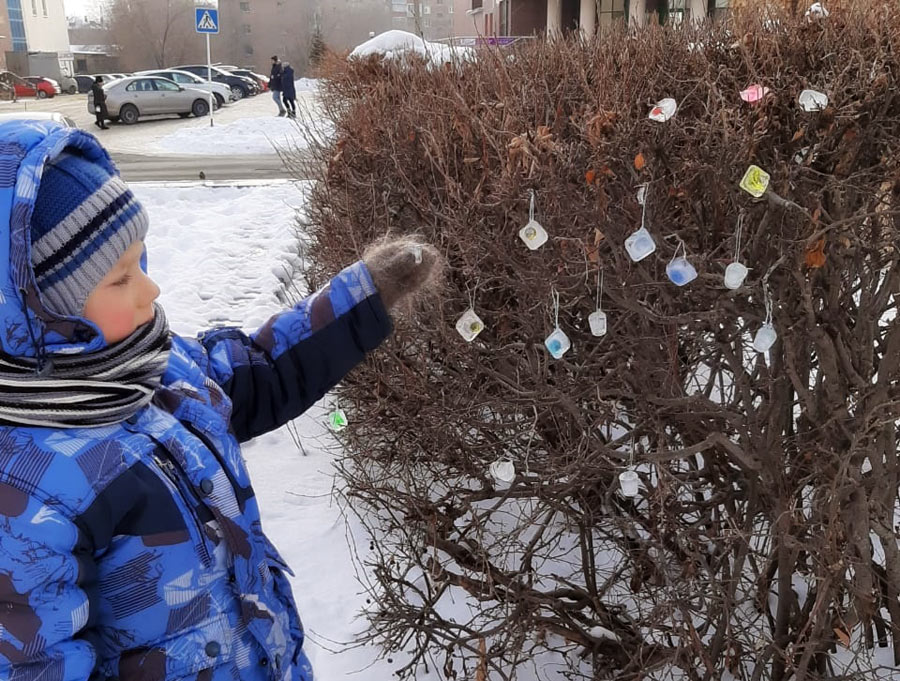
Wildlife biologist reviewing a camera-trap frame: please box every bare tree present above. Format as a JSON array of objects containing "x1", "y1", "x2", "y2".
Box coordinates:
[{"x1": 108, "y1": 0, "x2": 204, "y2": 71}]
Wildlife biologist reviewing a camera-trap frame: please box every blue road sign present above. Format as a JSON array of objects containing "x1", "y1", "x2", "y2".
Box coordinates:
[{"x1": 196, "y1": 8, "x2": 219, "y2": 34}]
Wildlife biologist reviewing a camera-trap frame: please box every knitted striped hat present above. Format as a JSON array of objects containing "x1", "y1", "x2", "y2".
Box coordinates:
[{"x1": 30, "y1": 152, "x2": 149, "y2": 317}]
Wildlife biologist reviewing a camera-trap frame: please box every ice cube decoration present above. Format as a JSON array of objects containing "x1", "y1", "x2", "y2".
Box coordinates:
[
  {"x1": 619, "y1": 469, "x2": 640, "y2": 497},
  {"x1": 753, "y1": 323, "x2": 778, "y2": 353},
  {"x1": 489, "y1": 459, "x2": 516, "y2": 483},
  {"x1": 724, "y1": 262, "x2": 748, "y2": 289},
  {"x1": 328, "y1": 409, "x2": 348, "y2": 432},
  {"x1": 625, "y1": 227, "x2": 656, "y2": 262},
  {"x1": 588, "y1": 309, "x2": 608, "y2": 337},
  {"x1": 519, "y1": 219, "x2": 548, "y2": 250},
  {"x1": 456, "y1": 308, "x2": 485, "y2": 342},
  {"x1": 798, "y1": 89, "x2": 828, "y2": 112},
  {"x1": 740, "y1": 165, "x2": 771, "y2": 198},
  {"x1": 666, "y1": 256, "x2": 698, "y2": 286},
  {"x1": 544, "y1": 327, "x2": 571, "y2": 359},
  {"x1": 648, "y1": 98, "x2": 677, "y2": 122}
]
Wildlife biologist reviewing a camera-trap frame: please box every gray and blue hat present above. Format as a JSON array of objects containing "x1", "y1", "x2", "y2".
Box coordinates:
[{"x1": 30, "y1": 152, "x2": 149, "y2": 317}]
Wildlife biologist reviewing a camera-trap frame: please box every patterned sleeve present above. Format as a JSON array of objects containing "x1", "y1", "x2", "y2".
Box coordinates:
[
  {"x1": 195, "y1": 261, "x2": 393, "y2": 442},
  {"x1": 0, "y1": 480, "x2": 97, "y2": 681}
]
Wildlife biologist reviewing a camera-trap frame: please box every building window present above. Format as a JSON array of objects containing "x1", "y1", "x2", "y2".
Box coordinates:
[
  {"x1": 708, "y1": 0, "x2": 729, "y2": 17},
  {"x1": 41, "y1": 0, "x2": 46, "y2": 15},
  {"x1": 661, "y1": 0, "x2": 687, "y2": 24},
  {"x1": 239, "y1": 1, "x2": 250, "y2": 10},
  {"x1": 244, "y1": 44, "x2": 254, "y2": 55},
  {"x1": 242, "y1": 23, "x2": 251, "y2": 33},
  {"x1": 30, "y1": 0, "x2": 35, "y2": 15},
  {"x1": 448, "y1": 4, "x2": 452, "y2": 13},
  {"x1": 471, "y1": 0, "x2": 481, "y2": 10},
  {"x1": 391, "y1": 15, "x2": 407, "y2": 26},
  {"x1": 598, "y1": 0, "x2": 626, "y2": 26}
]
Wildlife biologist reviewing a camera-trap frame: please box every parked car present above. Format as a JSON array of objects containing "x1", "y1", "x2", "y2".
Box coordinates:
[
  {"x1": 58, "y1": 74, "x2": 78, "y2": 94},
  {"x1": 223, "y1": 68, "x2": 267, "y2": 92},
  {"x1": 25, "y1": 77, "x2": 60, "y2": 97},
  {"x1": 88, "y1": 76, "x2": 211, "y2": 125},
  {"x1": 74, "y1": 75, "x2": 94, "y2": 93},
  {"x1": 135, "y1": 69, "x2": 232, "y2": 107},
  {"x1": 173, "y1": 65, "x2": 257, "y2": 100},
  {"x1": 0, "y1": 111, "x2": 76, "y2": 127},
  {"x1": 0, "y1": 72, "x2": 55, "y2": 98},
  {"x1": 92, "y1": 74, "x2": 122, "y2": 84}
]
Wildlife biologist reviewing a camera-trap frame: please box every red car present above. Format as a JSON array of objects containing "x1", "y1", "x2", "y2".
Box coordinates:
[{"x1": 19, "y1": 76, "x2": 56, "y2": 98}]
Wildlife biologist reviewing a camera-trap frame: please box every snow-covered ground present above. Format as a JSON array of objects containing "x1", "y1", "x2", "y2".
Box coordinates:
[
  {"x1": 349, "y1": 29, "x2": 473, "y2": 65},
  {"x1": 133, "y1": 180, "x2": 399, "y2": 679}
]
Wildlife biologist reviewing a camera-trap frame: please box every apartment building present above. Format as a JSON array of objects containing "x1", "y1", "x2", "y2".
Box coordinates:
[{"x1": 4, "y1": 0, "x2": 72, "y2": 78}]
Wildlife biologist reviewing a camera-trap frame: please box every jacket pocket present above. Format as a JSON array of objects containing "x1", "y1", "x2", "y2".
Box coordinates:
[{"x1": 106, "y1": 613, "x2": 233, "y2": 681}]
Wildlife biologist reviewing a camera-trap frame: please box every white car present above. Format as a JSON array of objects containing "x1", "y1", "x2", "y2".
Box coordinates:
[
  {"x1": 0, "y1": 111, "x2": 76, "y2": 127},
  {"x1": 136, "y1": 69, "x2": 233, "y2": 107}
]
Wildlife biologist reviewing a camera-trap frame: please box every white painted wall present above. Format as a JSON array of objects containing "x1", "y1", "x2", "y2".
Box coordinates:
[{"x1": 21, "y1": 0, "x2": 71, "y2": 53}]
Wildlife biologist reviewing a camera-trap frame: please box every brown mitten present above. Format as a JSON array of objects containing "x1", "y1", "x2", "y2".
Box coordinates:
[{"x1": 362, "y1": 236, "x2": 443, "y2": 309}]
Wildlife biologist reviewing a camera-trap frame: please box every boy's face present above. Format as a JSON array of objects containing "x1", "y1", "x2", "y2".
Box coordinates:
[{"x1": 82, "y1": 240, "x2": 161, "y2": 343}]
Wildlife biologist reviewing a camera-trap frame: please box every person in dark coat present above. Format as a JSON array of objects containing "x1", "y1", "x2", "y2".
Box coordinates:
[
  {"x1": 268, "y1": 55, "x2": 286, "y2": 117},
  {"x1": 281, "y1": 62, "x2": 296, "y2": 118},
  {"x1": 90, "y1": 76, "x2": 109, "y2": 129}
]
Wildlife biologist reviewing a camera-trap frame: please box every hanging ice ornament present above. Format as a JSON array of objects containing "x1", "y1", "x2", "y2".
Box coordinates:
[
  {"x1": 545, "y1": 327, "x2": 571, "y2": 359},
  {"x1": 625, "y1": 227, "x2": 656, "y2": 262},
  {"x1": 648, "y1": 98, "x2": 677, "y2": 122},
  {"x1": 327, "y1": 409, "x2": 348, "y2": 432},
  {"x1": 724, "y1": 262, "x2": 749, "y2": 289},
  {"x1": 798, "y1": 89, "x2": 828, "y2": 112},
  {"x1": 740, "y1": 84, "x2": 771, "y2": 104},
  {"x1": 456, "y1": 308, "x2": 485, "y2": 342},
  {"x1": 489, "y1": 459, "x2": 516, "y2": 483},
  {"x1": 753, "y1": 323, "x2": 778, "y2": 353},
  {"x1": 410, "y1": 244, "x2": 423, "y2": 264},
  {"x1": 666, "y1": 256, "x2": 698, "y2": 286},
  {"x1": 619, "y1": 468, "x2": 640, "y2": 497},
  {"x1": 589, "y1": 310, "x2": 608, "y2": 337},
  {"x1": 740, "y1": 165, "x2": 771, "y2": 198},
  {"x1": 520, "y1": 189, "x2": 548, "y2": 249}
]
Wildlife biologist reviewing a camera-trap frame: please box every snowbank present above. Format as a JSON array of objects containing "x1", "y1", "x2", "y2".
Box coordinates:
[
  {"x1": 349, "y1": 29, "x2": 472, "y2": 65},
  {"x1": 294, "y1": 78, "x2": 320, "y2": 93},
  {"x1": 153, "y1": 113, "x2": 331, "y2": 156}
]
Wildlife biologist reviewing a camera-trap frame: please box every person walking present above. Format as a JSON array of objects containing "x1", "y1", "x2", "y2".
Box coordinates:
[
  {"x1": 90, "y1": 76, "x2": 109, "y2": 129},
  {"x1": 269, "y1": 55, "x2": 286, "y2": 117},
  {"x1": 281, "y1": 62, "x2": 296, "y2": 118}
]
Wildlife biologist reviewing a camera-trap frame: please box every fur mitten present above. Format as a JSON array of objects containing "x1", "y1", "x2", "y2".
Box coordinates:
[{"x1": 362, "y1": 236, "x2": 443, "y2": 309}]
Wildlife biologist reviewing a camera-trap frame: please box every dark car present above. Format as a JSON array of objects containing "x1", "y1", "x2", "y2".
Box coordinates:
[
  {"x1": 172, "y1": 65, "x2": 257, "y2": 100},
  {"x1": 74, "y1": 75, "x2": 95, "y2": 93},
  {"x1": 222, "y1": 68, "x2": 266, "y2": 91}
]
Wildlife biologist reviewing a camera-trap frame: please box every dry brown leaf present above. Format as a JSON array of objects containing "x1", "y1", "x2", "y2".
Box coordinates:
[
  {"x1": 586, "y1": 245, "x2": 599, "y2": 263},
  {"x1": 806, "y1": 238, "x2": 826, "y2": 268},
  {"x1": 585, "y1": 169, "x2": 596, "y2": 185},
  {"x1": 585, "y1": 110, "x2": 617, "y2": 146},
  {"x1": 634, "y1": 152, "x2": 646, "y2": 170},
  {"x1": 791, "y1": 128, "x2": 806, "y2": 142},
  {"x1": 834, "y1": 627, "x2": 851, "y2": 648},
  {"x1": 594, "y1": 229, "x2": 605, "y2": 245}
]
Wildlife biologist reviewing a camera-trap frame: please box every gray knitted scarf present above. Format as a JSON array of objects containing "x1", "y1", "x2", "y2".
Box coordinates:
[{"x1": 0, "y1": 305, "x2": 171, "y2": 428}]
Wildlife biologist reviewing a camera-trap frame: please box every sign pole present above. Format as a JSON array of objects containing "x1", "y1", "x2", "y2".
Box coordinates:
[{"x1": 206, "y1": 32, "x2": 214, "y2": 127}]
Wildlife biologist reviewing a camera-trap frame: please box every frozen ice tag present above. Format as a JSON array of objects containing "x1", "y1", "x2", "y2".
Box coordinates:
[
  {"x1": 724, "y1": 262, "x2": 748, "y2": 289},
  {"x1": 752, "y1": 323, "x2": 778, "y2": 353},
  {"x1": 456, "y1": 308, "x2": 485, "y2": 342},
  {"x1": 544, "y1": 327, "x2": 571, "y2": 359},
  {"x1": 328, "y1": 409, "x2": 348, "y2": 432},
  {"x1": 588, "y1": 309, "x2": 608, "y2": 337},
  {"x1": 410, "y1": 244, "x2": 423, "y2": 264},
  {"x1": 618, "y1": 469, "x2": 639, "y2": 497},
  {"x1": 666, "y1": 257, "x2": 698, "y2": 286},
  {"x1": 740, "y1": 165, "x2": 771, "y2": 198},
  {"x1": 625, "y1": 227, "x2": 656, "y2": 262},
  {"x1": 740, "y1": 84, "x2": 771, "y2": 104},
  {"x1": 489, "y1": 459, "x2": 516, "y2": 483},
  {"x1": 798, "y1": 89, "x2": 828, "y2": 112},
  {"x1": 648, "y1": 98, "x2": 677, "y2": 122},
  {"x1": 636, "y1": 184, "x2": 648, "y2": 205},
  {"x1": 519, "y1": 219, "x2": 548, "y2": 250}
]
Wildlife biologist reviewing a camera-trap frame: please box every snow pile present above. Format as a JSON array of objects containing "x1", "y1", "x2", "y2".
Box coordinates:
[
  {"x1": 294, "y1": 78, "x2": 320, "y2": 93},
  {"x1": 349, "y1": 30, "x2": 472, "y2": 65},
  {"x1": 153, "y1": 114, "x2": 329, "y2": 156}
]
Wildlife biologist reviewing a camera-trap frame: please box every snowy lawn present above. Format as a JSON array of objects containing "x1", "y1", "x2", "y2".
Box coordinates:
[{"x1": 133, "y1": 180, "x2": 398, "y2": 679}]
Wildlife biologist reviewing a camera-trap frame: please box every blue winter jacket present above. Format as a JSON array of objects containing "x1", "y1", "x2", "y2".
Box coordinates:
[{"x1": 0, "y1": 121, "x2": 393, "y2": 681}]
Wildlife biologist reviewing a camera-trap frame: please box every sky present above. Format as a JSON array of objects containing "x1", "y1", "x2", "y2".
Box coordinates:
[{"x1": 63, "y1": 0, "x2": 99, "y2": 20}]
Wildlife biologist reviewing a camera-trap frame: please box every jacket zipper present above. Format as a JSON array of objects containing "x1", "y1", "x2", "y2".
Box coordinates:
[
  {"x1": 183, "y1": 422, "x2": 244, "y2": 501},
  {"x1": 152, "y1": 451, "x2": 213, "y2": 567}
]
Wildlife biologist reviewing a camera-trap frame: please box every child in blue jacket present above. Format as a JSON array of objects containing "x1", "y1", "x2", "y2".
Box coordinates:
[{"x1": 0, "y1": 120, "x2": 440, "y2": 681}]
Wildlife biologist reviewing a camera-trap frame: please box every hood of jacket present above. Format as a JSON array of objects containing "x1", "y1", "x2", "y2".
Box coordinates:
[{"x1": 0, "y1": 119, "x2": 125, "y2": 360}]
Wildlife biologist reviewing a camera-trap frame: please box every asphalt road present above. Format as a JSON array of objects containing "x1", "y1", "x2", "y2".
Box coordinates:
[{"x1": 0, "y1": 89, "x2": 307, "y2": 182}]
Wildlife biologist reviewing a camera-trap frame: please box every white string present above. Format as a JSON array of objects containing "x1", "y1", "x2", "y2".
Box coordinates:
[
  {"x1": 763, "y1": 282, "x2": 773, "y2": 324},
  {"x1": 596, "y1": 269, "x2": 603, "y2": 311},
  {"x1": 551, "y1": 287, "x2": 560, "y2": 328},
  {"x1": 466, "y1": 278, "x2": 479, "y2": 310},
  {"x1": 734, "y1": 212, "x2": 744, "y2": 263},
  {"x1": 529, "y1": 189, "x2": 536, "y2": 223},
  {"x1": 641, "y1": 189, "x2": 648, "y2": 230},
  {"x1": 629, "y1": 431, "x2": 635, "y2": 467},
  {"x1": 670, "y1": 239, "x2": 684, "y2": 264}
]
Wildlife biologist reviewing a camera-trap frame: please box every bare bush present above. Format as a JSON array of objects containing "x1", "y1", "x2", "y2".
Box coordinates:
[{"x1": 294, "y1": 3, "x2": 900, "y2": 679}]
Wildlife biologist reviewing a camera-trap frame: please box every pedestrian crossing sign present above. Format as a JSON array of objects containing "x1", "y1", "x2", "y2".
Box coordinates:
[{"x1": 195, "y1": 8, "x2": 219, "y2": 34}]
